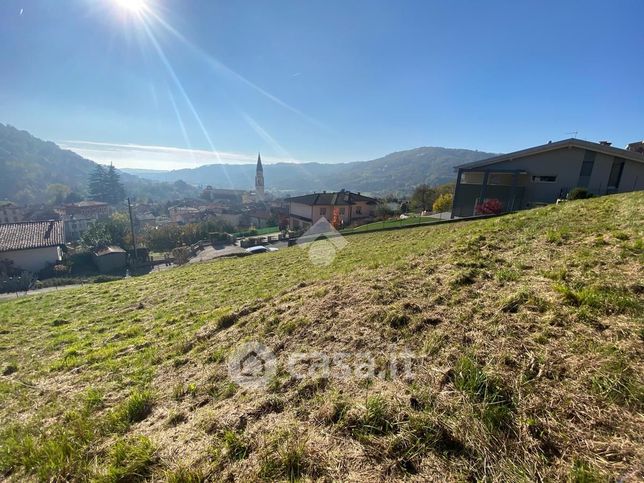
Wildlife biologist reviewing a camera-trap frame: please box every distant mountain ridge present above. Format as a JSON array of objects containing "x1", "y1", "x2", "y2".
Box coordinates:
[
  {"x1": 1, "y1": 122, "x2": 497, "y2": 202},
  {"x1": 123, "y1": 146, "x2": 497, "y2": 195},
  {"x1": 0, "y1": 123, "x2": 199, "y2": 204}
]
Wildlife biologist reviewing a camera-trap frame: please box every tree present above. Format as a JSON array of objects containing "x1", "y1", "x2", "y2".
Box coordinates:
[
  {"x1": 88, "y1": 165, "x2": 108, "y2": 202},
  {"x1": 410, "y1": 184, "x2": 436, "y2": 212},
  {"x1": 105, "y1": 165, "x2": 126, "y2": 205},
  {"x1": 432, "y1": 193, "x2": 453, "y2": 213},
  {"x1": 65, "y1": 191, "x2": 83, "y2": 203},
  {"x1": 46, "y1": 184, "x2": 71, "y2": 204},
  {"x1": 87, "y1": 164, "x2": 125, "y2": 205},
  {"x1": 80, "y1": 214, "x2": 130, "y2": 249},
  {"x1": 376, "y1": 202, "x2": 394, "y2": 218}
]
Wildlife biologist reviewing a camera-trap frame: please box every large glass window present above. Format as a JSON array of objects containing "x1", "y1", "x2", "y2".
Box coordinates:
[
  {"x1": 607, "y1": 158, "x2": 625, "y2": 191},
  {"x1": 577, "y1": 150, "x2": 596, "y2": 187}
]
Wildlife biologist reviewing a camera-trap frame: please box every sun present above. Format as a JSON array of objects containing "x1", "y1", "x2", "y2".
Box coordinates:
[{"x1": 114, "y1": 0, "x2": 148, "y2": 14}]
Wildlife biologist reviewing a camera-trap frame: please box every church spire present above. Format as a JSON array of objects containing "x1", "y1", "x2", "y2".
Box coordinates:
[{"x1": 255, "y1": 152, "x2": 265, "y2": 201}]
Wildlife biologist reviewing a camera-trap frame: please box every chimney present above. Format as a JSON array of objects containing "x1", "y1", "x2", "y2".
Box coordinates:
[
  {"x1": 626, "y1": 141, "x2": 644, "y2": 154},
  {"x1": 599, "y1": 141, "x2": 612, "y2": 146}
]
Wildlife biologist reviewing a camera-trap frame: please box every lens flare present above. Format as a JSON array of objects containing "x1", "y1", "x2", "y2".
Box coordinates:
[{"x1": 114, "y1": 0, "x2": 147, "y2": 14}]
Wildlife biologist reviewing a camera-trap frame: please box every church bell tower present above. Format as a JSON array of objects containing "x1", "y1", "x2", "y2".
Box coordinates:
[{"x1": 255, "y1": 153, "x2": 265, "y2": 202}]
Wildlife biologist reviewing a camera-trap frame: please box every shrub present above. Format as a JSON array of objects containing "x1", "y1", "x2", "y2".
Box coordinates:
[
  {"x1": 0, "y1": 271, "x2": 35, "y2": 293},
  {"x1": 432, "y1": 193, "x2": 453, "y2": 213},
  {"x1": 171, "y1": 246, "x2": 192, "y2": 265},
  {"x1": 568, "y1": 187, "x2": 594, "y2": 200},
  {"x1": 475, "y1": 198, "x2": 504, "y2": 215}
]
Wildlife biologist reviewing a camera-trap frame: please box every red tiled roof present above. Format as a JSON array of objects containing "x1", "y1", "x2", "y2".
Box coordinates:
[{"x1": 0, "y1": 220, "x2": 65, "y2": 252}]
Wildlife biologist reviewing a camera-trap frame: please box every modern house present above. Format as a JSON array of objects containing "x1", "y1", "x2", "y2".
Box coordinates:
[
  {"x1": 451, "y1": 138, "x2": 644, "y2": 218},
  {"x1": 285, "y1": 190, "x2": 379, "y2": 230},
  {"x1": 0, "y1": 220, "x2": 65, "y2": 272}
]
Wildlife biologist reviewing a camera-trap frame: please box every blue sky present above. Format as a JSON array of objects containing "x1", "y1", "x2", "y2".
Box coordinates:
[{"x1": 1, "y1": 0, "x2": 643, "y2": 169}]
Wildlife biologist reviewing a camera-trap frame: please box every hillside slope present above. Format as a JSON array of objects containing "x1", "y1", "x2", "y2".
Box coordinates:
[
  {"x1": 0, "y1": 193, "x2": 642, "y2": 481},
  {"x1": 0, "y1": 123, "x2": 199, "y2": 203},
  {"x1": 125, "y1": 146, "x2": 496, "y2": 195}
]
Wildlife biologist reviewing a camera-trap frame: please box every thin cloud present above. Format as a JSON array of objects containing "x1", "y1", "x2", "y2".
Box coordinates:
[{"x1": 58, "y1": 140, "x2": 304, "y2": 171}]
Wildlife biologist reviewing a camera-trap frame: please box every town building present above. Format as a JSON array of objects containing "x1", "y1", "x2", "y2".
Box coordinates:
[
  {"x1": 285, "y1": 190, "x2": 379, "y2": 230},
  {"x1": 64, "y1": 217, "x2": 94, "y2": 242},
  {"x1": 451, "y1": 138, "x2": 644, "y2": 218},
  {"x1": 168, "y1": 206, "x2": 201, "y2": 224},
  {"x1": 60, "y1": 201, "x2": 111, "y2": 219},
  {"x1": 0, "y1": 202, "x2": 24, "y2": 224},
  {"x1": 0, "y1": 220, "x2": 65, "y2": 272}
]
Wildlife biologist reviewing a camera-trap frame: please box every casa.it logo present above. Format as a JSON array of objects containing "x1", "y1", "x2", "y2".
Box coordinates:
[
  {"x1": 296, "y1": 217, "x2": 348, "y2": 266},
  {"x1": 228, "y1": 341, "x2": 276, "y2": 389}
]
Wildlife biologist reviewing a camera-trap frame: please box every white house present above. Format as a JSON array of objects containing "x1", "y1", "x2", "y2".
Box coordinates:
[{"x1": 0, "y1": 220, "x2": 65, "y2": 273}]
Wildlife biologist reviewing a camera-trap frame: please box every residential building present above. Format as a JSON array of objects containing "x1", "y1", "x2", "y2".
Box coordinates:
[
  {"x1": 64, "y1": 217, "x2": 95, "y2": 242},
  {"x1": 60, "y1": 201, "x2": 111, "y2": 220},
  {"x1": 451, "y1": 138, "x2": 644, "y2": 218},
  {"x1": 0, "y1": 220, "x2": 65, "y2": 272},
  {"x1": 285, "y1": 190, "x2": 379, "y2": 230},
  {"x1": 0, "y1": 202, "x2": 24, "y2": 224},
  {"x1": 168, "y1": 206, "x2": 201, "y2": 224}
]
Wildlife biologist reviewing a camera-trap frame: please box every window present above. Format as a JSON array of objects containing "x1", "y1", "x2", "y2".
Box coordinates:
[
  {"x1": 532, "y1": 175, "x2": 557, "y2": 183},
  {"x1": 339, "y1": 207, "x2": 345, "y2": 215},
  {"x1": 319, "y1": 207, "x2": 326, "y2": 216},
  {"x1": 355, "y1": 206, "x2": 362, "y2": 215},
  {"x1": 607, "y1": 157, "x2": 625, "y2": 191},
  {"x1": 577, "y1": 150, "x2": 595, "y2": 187}
]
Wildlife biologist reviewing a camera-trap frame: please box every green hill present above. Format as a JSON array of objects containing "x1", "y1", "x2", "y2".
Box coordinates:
[
  {"x1": 0, "y1": 123, "x2": 199, "y2": 204},
  {"x1": 1, "y1": 193, "x2": 642, "y2": 481}
]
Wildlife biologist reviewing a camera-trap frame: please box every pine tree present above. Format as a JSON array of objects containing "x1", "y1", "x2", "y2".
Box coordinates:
[
  {"x1": 87, "y1": 164, "x2": 125, "y2": 205},
  {"x1": 88, "y1": 165, "x2": 107, "y2": 202},
  {"x1": 105, "y1": 164, "x2": 126, "y2": 205}
]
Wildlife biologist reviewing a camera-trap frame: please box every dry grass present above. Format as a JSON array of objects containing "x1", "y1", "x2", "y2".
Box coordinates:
[{"x1": 0, "y1": 192, "x2": 642, "y2": 481}]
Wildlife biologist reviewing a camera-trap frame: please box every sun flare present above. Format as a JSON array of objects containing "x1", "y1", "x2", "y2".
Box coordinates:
[{"x1": 114, "y1": 0, "x2": 147, "y2": 14}]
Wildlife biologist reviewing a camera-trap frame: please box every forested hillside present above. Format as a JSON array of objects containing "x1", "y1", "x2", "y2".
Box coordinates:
[{"x1": 0, "y1": 124, "x2": 199, "y2": 204}]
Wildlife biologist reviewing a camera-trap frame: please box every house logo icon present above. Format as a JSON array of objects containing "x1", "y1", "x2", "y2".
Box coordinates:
[
  {"x1": 296, "y1": 216, "x2": 348, "y2": 266},
  {"x1": 228, "y1": 341, "x2": 276, "y2": 389}
]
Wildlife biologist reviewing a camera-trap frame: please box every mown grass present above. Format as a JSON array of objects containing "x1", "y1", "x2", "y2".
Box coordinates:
[{"x1": 0, "y1": 192, "x2": 642, "y2": 480}]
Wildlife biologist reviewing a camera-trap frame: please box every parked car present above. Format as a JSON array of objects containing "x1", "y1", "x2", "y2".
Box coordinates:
[{"x1": 245, "y1": 245, "x2": 278, "y2": 254}]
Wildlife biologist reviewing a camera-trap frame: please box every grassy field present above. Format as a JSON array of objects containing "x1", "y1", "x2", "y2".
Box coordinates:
[
  {"x1": 0, "y1": 193, "x2": 642, "y2": 481},
  {"x1": 345, "y1": 215, "x2": 441, "y2": 233}
]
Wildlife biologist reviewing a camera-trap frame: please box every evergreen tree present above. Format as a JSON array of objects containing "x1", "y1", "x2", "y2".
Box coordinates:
[
  {"x1": 87, "y1": 164, "x2": 126, "y2": 205},
  {"x1": 105, "y1": 164, "x2": 126, "y2": 205},
  {"x1": 88, "y1": 165, "x2": 107, "y2": 202}
]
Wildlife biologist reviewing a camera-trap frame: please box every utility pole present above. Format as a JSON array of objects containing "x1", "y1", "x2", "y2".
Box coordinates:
[{"x1": 127, "y1": 197, "x2": 138, "y2": 260}]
